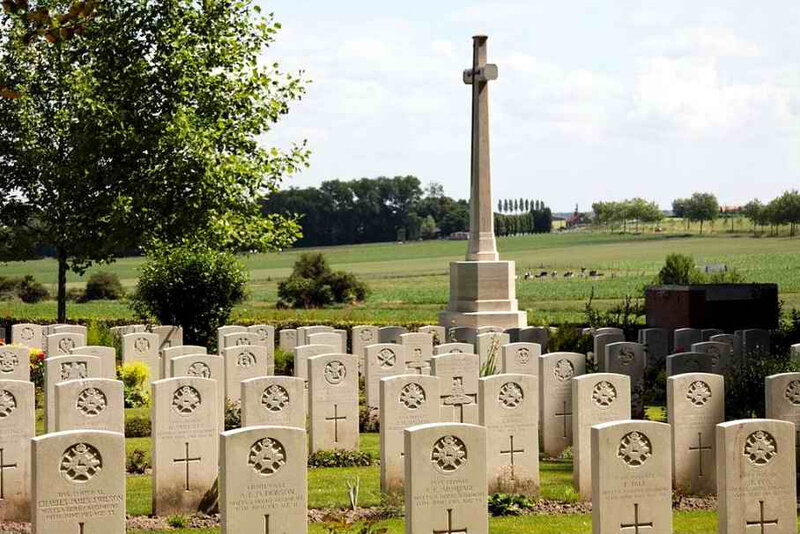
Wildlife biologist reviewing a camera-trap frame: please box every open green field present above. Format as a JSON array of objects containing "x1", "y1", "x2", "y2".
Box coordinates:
[
  {"x1": 2, "y1": 231, "x2": 799, "y2": 325},
  {"x1": 1, "y1": 231, "x2": 799, "y2": 325}
]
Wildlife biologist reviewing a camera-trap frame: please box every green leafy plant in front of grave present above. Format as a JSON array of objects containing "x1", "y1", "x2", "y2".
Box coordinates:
[
  {"x1": 549, "y1": 324, "x2": 592, "y2": 355},
  {"x1": 346, "y1": 476, "x2": 360, "y2": 511},
  {"x1": 487, "y1": 493, "x2": 535, "y2": 517},
  {"x1": 307, "y1": 449, "x2": 373, "y2": 468},
  {"x1": 166, "y1": 514, "x2": 189, "y2": 528},
  {"x1": 117, "y1": 361, "x2": 150, "y2": 408},
  {"x1": 725, "y1": 346, "x2": 796, "y2": 419},
  {"x1": 29, "y1": 347, "x2": 45, "y2": 407},
  {"x1": 224, "y1": 398, "x2": 242, "y2": 431},
  {"x1": 479, "y1": 334, "x2": 501, "y2": 377},
  {"x1": 124, "y1": 415, "x2": 151, "y2": 438},
  {"x1": 126, "y1": 448, "x2": 150, "y2": 474},
  {"x1": 86, "y1": 320, "x2": 115, "y2": 349},
  {"x1": 273, "y1": 347, "x2": 293, "y2": 375}
]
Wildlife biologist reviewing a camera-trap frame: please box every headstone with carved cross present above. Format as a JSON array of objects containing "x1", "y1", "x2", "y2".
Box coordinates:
[
  {"x1": 220, "y1": 425, "x2": 306, "y2": 534},
  {"x1": 222, "y1": 345, "x2": 270, "y2": 404},
  {"x1": 539, "y1": 352, "x2": 585, "y2": 457},
  {"x1": 122, "y1": 332, "x2": 160, "y2": 381},
  {"x1": 241, "y1": 375, "x2": 306, "y2": 430},
  {"x1": 605, "y1": 342, "x2": 646, "y2": 419},
  {"x1": 55, "y1": 378, "x2": 125, "y2": 434},
  {"x1": 379, "y1": 375, "x2": 441, "y2": 493},
  {"x1": 667, "y1": 373, "x2": 724, "y2": 495},
  {"x1": 431, "y1": 352, "x2": 480, "y2": 425},
  {"x1": 479, "y1": 373, "x2": 538, "y2": 495},
  {"x1": 765, "y1": 372, "x2": 800, "y2": 503},
  {"x1": 32, "y1": 429, "x2": 125, "y2": 534},
  {"x1": 152, "y1": 377, "x2": 219, "y2": 515},
  {"x1": 0, "y1": 379, "x2": 33, "y2": 521},
  {"x1": 404, "y1": 422, "x2": 488, "y2": 534},
  {"x1": 400, "y1": 332, "x2": 434, "y2": 367},
  {"x1": 501, "y1": 342, "x2": 541, "y2": 376},
  {"x1": 11, "y1": 323, "x2": 43, "y2": 350},
  {"x1": 308, "y1": 353, "x2": 358, "y2": 453},
  {"x1": 171, "y1": 354, "x2": 225, "y2": 431},
  {"x1": 364, "y1": 343, "x2": 406, "y2": 412},
  {"x1": 572, "y1": 373, "x2": 631, "y2": 500},
  {"x1": 44, "y1": 355, "x2": 102, "y2": 433},
  {"x1": 592, "y1": 420, "x2": 672, "y2": 534},
  {"x1": 716, "y1": 419, "x2": 796, "y2": 534}
]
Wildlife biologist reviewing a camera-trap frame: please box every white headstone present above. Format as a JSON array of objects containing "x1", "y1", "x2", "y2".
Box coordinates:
[
  {"x1": 11, "y1": 323, "x2": 42, "y2": 350},
  {"x1": 241, "y1": 376, "x2": 306, "y2": 429},
  {"x1": 364, "y1": 343, "x2": 407, "y2": 411},
  {"x1": 46, "y1": 332, "x2": 86, "y2": 357},
  {"x1": 161, "y1": 345, "x2": 208, "y2": 378},
  {"x1": 45, "y1": 355, "x2": 102, "y2": 433},
  {"x1": 170, "y1": 354, "x2": 225, "y2": 431},
  {"x1": 308, "y1": 354, "x2": 359, "y2": 452},
  {"x1": 54, "y1": 378, "x2": 125, "y2": 434},
  {"x1": 0, "y1": 346, "x2": 30, "y2": 381},
  {"x1": 71, "y1": 346, "x2": 116, "y2": 380},
  {"x1": 539, "y1": 352, "x2": 585, "y2": 457},
  {"x1": 431, "y1": 352, "x2": 480, "y2": 424},
  {"x1": 122, "y1": 332, "x2": 160, "y2": 380},
  {"x1": 0, "y1": 379, "x2": 34, "y2": 521},
  {"x1": 500, "y1": 342, "x2": 541, "y2": 376},
  {"x1": 222, "y1": 345, "x2": 271, "y2": 403}
]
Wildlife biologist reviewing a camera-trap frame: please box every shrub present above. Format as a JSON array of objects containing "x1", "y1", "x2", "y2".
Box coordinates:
[
  {"x1": 0, "y1": 277, "x2": 20, "y2": 299},
  {"x1": 85, "y1": 271, "x2": 125, "y2": 301},
  {"x1": 225, "y1": 398, "x2": 242, "y2": 431},
  {"x1": 308, "y1": 449, "x2": 373, "y2": 468},
  {"x1": 130, "y1": 244, "x2": 248, "y2": 346},
  {"x1": 17, "y1": 275, "x2": 48, "y2": 303},
  {"x1": 167, "y1": 514, "x2": 189, "y2": 528},
  {"x1": 274, "y1": 348, "x2": 293, "y2": 376},
  {"x1": 86, "y1": 321, "x2": 116, "y2": 348},
  {"x1": 657, "y1": 253, "x2": 700, "y2": 285},
  {"x1": 29, "y1": 348, "x2": 45, "y2": 407},
  {"x1": 126, "y1": 448, "x2": 150, "y2": 474},
  {"x1": 65, "y1": 288, "x2": 85, "y2": 301},
  {"x1": 548, "y1": 325, "x2": 592, "y2": 354},
  {"x1": 726, "y1": 348, "x2": 796, "y2": 419},
  {"x1": 277, "y1": 253, "x2": 369, "y2": 308},
  {"x1": 117, "y1": 361, "x2": 150, "y2": 408},
  {"x1": 487, "y1": 493, "x2": 535, "y2": 517},
  {"x1": 125, "y1": 415, "x2": 151, "y2": 438}
]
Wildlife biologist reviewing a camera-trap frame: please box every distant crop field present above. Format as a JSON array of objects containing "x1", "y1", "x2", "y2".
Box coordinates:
[{"x1": 2, "y1": 230, "x2": 799, "y2": 325}]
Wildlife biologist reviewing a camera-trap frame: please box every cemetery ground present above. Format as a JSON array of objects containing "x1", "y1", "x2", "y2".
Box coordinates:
[{"x1": 2, "y1": 230, "x2": 800, "y2": 327}]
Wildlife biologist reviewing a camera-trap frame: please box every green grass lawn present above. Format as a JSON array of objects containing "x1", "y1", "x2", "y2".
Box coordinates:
[{"x1": 3, "y1": 231, "x2": 800, "y2": 325}]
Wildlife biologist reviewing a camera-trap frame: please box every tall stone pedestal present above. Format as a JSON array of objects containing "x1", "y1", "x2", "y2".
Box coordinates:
[{"x1": 439, "y1": 261, "x2": 527, "y2": 329}]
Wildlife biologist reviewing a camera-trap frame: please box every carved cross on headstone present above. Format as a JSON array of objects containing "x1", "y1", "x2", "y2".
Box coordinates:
[
  {"x1": 462, "y1": 35, "x2": 499, "y2": 262},
  {"x1": 432, "y1": 508, "x2": 468, "y2": 534},
  {"x1": 0, "y1": 449, "x2": 16, "y2": 500},
  {"x1": 746, "y1": 501, "x2": 778, "y2": 534},
  {"x1": 620, "y1": 503, "x2": 653, "y2": 534},
  {"x1": 264, "y1": 514, "x2": 270, "y2": 534},
  {"x1": 500, "y1": 435, "x2": 524, "y2": 479},
  {"x1": 173, "y1": 442, "x2": 201, "y2": 491},
  {"x1": 406, "y1": 348, "x2": 429, "y2": 375},
  {"x1": 325, "y1": 404, "x2": 347, "y2": 443},
  {"x1": 554, "y1": 400, "x2": 572, "y2": 439},
  {"x1": 79, "y1": 522, "x2": 85, "y2": 534},
  {"x1": 688, "y1": 431, "x2": 712, "y2": 477},
  {"x1": 441, "y1": 377, "x2": 476, "y2": 423}
]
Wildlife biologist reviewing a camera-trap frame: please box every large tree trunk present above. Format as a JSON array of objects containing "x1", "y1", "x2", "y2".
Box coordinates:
[{"x1": 57, "y1": 249, "x2": 67, "y2": 323}]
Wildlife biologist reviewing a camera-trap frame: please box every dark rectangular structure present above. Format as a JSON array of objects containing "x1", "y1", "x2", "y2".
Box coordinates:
[{"x1": 645, "y1": 284, "x2": 779, "y2": 331}]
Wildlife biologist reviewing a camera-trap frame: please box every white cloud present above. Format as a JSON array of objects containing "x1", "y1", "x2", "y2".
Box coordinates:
[{"x1": 640, "y1": 27, "x2": 763, "y2": 58}]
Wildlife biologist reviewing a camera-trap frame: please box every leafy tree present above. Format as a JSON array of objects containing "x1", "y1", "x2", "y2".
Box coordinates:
[
  {"x1": 685, "y1": 193, "x2": 719, "y2": 234},
  {"x1": 277, "y1": 253, "x2": 369, "y2": 308},
  {"x1": 503, "y1": 199, "x2": 509, "y2": 213},
  {"x1": 656, "y1": 253, "x2": 701, "y2": 285},
  {"x1": 497, "y1": 200, "x2": 502, "y2": 213},
  {"x1": 0, "y1": 0, "x2": 306, "y2": 321},
  {"x1": 420, "y1": 215, "x2": 437, "y2": 240}
]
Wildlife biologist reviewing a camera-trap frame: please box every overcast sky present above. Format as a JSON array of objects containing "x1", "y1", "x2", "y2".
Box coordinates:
[{"x1": 261, "y1": 1, "x2": 800, "y2": 211}]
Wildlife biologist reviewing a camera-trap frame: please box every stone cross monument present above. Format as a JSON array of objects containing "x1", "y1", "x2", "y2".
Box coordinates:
[{"x1": 439, "y1": 36, "x2": 527, "y2": 329}]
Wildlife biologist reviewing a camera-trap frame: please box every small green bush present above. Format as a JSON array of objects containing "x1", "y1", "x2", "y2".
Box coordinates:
[
  {"x1": 85, "y1": 271, "x2": 125, "y2": 301},
  {"x1": 65, "y1": 288, "x2": 85, "y2": 301},
  {"x1": 130, "y1": 244, "x2": 248, "y2": 346},
  {"x1": 167, "y1": 514, "x2": 189, "y2": 528},
  {"x1": 274, "y1": 348, "x2": 293, "y2": 376},
  {"x1": 548, "y1": 325, "x2": 592, "y2": 355},
  {"x1": 124, "y1": 415, "x2": 151, "y2": 438},
  {"x1": 126, "y1": 448, "x2": 150, "y2": 473},
  {"x1": 726, "y1": 348, "x2": 795, "y2": 419},
  {"x1": 487, "y1": 493, "x2": 535, "y2": 517},
  {"x1": 225, "y1": 398, "x2": 241, "y2": 431},
  {"x1": 307, "y1": 449, "x2": 373, "y2": 468},
  {"x1": 277, "y1": 253, "x2": 369, "y2": 308},
  {"x1": 0, "y1": 277, "x2": 20, "y2": 299},
  {"x1": 17, "y1": 275, "x2": 48, "y2": 303},
  {"x1": 657, "y1": 253, "x2": 699, "y2": 285},
  {"x1": 118, "y1": 361, "x2": 150, "y2": 408}
]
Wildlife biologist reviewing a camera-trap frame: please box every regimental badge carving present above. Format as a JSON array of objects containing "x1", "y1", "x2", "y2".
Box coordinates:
[
  {"x1": 451, "y1": 348, "x2": 463, "y2": 354},
  {"x1": 172, "y1": 386, "x2": 202, "y2": 415},
  {"x1": 234, "y1": 336, "x2": 251, "y2": 346},
  {"x1": 0, "y1": 351, "x2": 19, "y2": 374},
  {"x1": 237, "y1": 350, "x2": 257, "y2": 368},
  {"x1": 0, "y1": 390, "x2": 16, "y2": 418},
  {"x1": 617, "y1": 346, "x2": 636, "y2": 366},
  {"x1": 248, "y1": 437, "x2": 286, "y2": 476},
  {"x1": 617, "y1": 431, "x2": 652, "y2": 467},
  {"x1": 324, "y1": 361, "x2": 347, "y2": 385},
  {"x1": 744, "y1": 431, "x2": 777, "y2": 466},
  {"x1": 592, "y1": 381, "x2": 617, "y2": 408},
  {"x1": 359, "y1": 329, "x2": 374, "y2": 342},
  {"x1": 498, "y1": 382, "x2": 524, "y2": 408},
  {"x1": 20, "y1": 326, "x2": 34, "y2": 341},
  {"x1": 61, "y1": 362, "x2": 88, "y2": 381},
  {"x1": 686, "y1": 381, "x2": 712, "y2": 407},
  {"x1": 707, "y1": 345, "x2": 721, "y2": 367},
  {"x1": 377, "y1": 348, "x2": 396, "y2": 369},
  {"x1": 58, "y1": 337, "x2": 75, "y2": 353},
  {"x1": 77, "y1": 388, "x2": 107, "y2": 417},
  {"x1": 261, "y1": 384, "x2": 289, "y2": 412},
  {"x1": 431, "y1": 435, "x2": 467, "y2": 473},
  {"x1": 785, "y1": 380, "x2": 800, "y2": 406},
  {"x1": 60, "y1": 443, "x2": 102, "y2": 483},
  {"x1": 515, "y1": 347, "x2": 530, "y2": 365},
  {"x1": 133, "y1": 337, "x2": 150, "y2": 353},
  {"x1": 400, "y1": 383, "x2": 426, "y2": 410},
  {"x1": 254, "y1": 328, "x2": 269, "y2": 342},
  {"x1": 553, "y1": 359, "x2": 575, "y2": 382},
  {"x1": 187, "y1": 362, "x2": 211, "y2": 378}
]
